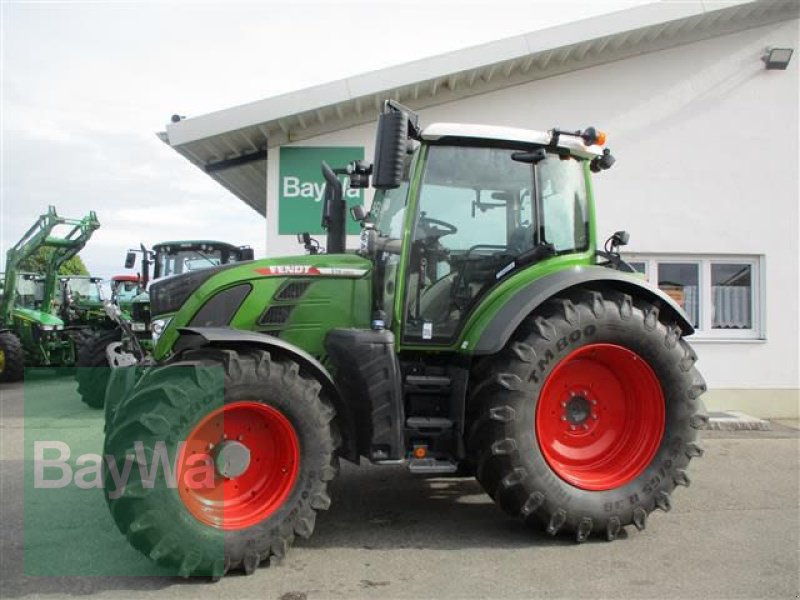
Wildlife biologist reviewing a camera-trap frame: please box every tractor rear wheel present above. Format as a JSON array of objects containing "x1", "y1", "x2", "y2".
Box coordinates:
[
  {"x1": 75, "y1": 328, "x2": 123, "y2": 408},
  {"x1": 0, "y1": 331, "x2": 25, "y2": 383},
  {"x1": 103, "y1": 347, "x2": 339, "y2": 578},
  {"x1": 470, "y1": 290, "x2": 707, "y2": 542}
]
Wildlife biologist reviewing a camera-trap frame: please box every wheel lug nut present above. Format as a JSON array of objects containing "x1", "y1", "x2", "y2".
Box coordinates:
[
  {"x1": 570, "y1": 425, "x2": 576, "y2": 431},
  {"x1": 561, "y1": 416, "x2": 567, "y2": 421},
  {"x1": 583, "y1": 424, "x2": 589, "y2": 430},
  {"x1": 561, "y1": 401, "x2": 566, "y2": 407},
  {"x1": 592, "y1": 414, "x2": 598, "y2": 420},
  {"x1": 591, "y1": 399, "x2": 597, "y2": 405}
]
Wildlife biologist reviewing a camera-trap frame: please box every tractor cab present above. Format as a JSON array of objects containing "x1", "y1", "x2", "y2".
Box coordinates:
[
  {"x1": 14, "y1": 273, "x2": 45, "y2": 311},
  {"x1": 151, "y1": 241, "x2": 254, "y2": 279},
  {"x1": 59, "y1": 275, "x2": 103, "y2": 307},
  {"x1": 366, "y1": 125, "x2": 600, "y2": 344},
  {"x1": 110, "y1": 275, "x2": 141, "y2": 307}
]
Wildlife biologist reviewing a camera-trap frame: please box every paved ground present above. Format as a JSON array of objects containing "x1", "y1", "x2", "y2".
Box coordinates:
[{"x1": 1, "y1": 375, "x2": 798, "y2": 599}]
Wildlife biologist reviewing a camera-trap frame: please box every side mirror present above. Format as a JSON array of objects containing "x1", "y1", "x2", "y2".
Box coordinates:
[
  {"x1": 350, "y1": 205, "x2": 367, "y2": 222},
  {"x1": 511, "y1": 148, "x2": 547, "y2": 164},
  {"x1": 372, "y1": 110, "x2": 407, "y2": 189},
  {"x1": 611, "y1": 231, "x2": 630, "y2": 247},
  {"x1": 590, "y1": 148, "x2": 616, "y2": 172},
  {"x1": 124, "y1": 252, "x2": 136, "y2": 269},
  {"x1": 239, "y1": 247, "x2": 254, "y2": 261}
]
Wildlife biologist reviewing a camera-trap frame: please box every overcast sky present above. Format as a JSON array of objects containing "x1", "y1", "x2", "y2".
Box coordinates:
[{"x1": 1, "y1": 0, "x2": 652, "y2": 278}]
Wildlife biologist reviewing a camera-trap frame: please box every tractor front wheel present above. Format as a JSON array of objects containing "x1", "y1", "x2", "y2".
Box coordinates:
[
  {"x1": 470, "y1": 290, "x2": 707, "y2": 542},
  {"x1": 0, "y1": 331, "x2": 25, "y2": 383},
  {"x1": 75, "y1": 328, "x2": 124, "y2": 408},
  {"x1": 103, "y1": 347, "x2": 339, "y2": 578}
]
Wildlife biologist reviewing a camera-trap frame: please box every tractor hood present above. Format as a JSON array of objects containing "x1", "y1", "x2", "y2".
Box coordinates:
[
  {"x1": 150, "y1": 254, "x2": 371, "y2": 318},
  {"x1": 150, "y1": 253, "x2": 373, "y2": 361},
  {"x1": 13, "y1": 307, "x2": 65, "y2": 328}
]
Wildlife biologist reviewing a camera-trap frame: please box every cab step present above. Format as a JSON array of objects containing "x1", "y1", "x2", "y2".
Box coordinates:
[{"x1": 407, "y1": 457, "x2": 458, "y2": 474}]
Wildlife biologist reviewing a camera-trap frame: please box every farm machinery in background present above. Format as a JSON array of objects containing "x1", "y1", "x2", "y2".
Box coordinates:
[
  {"x1": 74, "y1": 240, "x2": 254, "y2": 407},
  {"x1": 0, "y1": 206, "x2": 100, "y2": 381}
]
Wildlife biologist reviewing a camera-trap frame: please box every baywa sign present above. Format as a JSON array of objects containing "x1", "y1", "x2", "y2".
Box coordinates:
[{"x1": 279, "y1": 146, "x2": 365, "y2": 236}]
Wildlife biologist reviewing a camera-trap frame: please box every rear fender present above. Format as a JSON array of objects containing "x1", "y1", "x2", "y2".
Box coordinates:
[
  {"x1": 471, "y1": 265, "x2": 694, "y2": 355},
  {"x1": 174, "y1": 326, "x2": 358, "y2": 462}
]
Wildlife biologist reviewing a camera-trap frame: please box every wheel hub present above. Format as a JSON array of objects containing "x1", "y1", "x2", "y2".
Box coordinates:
[
  {"x1": 565, "y1": 394, "x2": 592, "y2": 426},
  {"x1": 214, "y1": 440, "x2": 251, "y2": 479}
]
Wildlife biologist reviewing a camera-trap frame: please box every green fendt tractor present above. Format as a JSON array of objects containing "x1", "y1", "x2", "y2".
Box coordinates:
[
  {"x1": 0, "y1": 206, "x2": 100, "y2": 382},
  {"x1": 75, "y1": 240, "x2": 254, "y2": 406},
  {"x1": 103, "y1": 103, "x2": 706, "y2": 578}
]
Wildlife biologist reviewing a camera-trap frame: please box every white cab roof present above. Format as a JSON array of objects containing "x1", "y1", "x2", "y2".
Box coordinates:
[{"x1": 421, "y1": 123, "x2": 604, "y2": 158}]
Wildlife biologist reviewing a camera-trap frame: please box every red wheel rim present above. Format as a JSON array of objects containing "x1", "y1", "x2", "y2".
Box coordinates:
[
  {"x1": 535, "y1": 343, "x2": 665, "y2": 491},
  {"x1": 178, "y1": 401, "x2": 300, "y2": 530}
]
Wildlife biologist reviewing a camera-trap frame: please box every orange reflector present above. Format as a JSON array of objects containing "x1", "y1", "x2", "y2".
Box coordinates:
[
  {"x1": 413, "y1": 446, "x2": 427, "y2": 459},
  {"x1": 595, "y1": 131, "x2": 607, "y2": 145}
]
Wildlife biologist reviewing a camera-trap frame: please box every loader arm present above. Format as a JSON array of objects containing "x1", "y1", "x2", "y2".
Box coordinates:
[{"x1": 1, "y1": 206, "x2": 100, "y2": 324}]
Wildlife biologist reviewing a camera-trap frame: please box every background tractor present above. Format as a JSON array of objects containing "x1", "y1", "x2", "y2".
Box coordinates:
[
  {"x1": 74, "y1": 240, "x2": 254, "y2": 407},
  {"x1": 56, "y1": 275, "x2": 118, "y2": 341},
  {"x1": 103, "y1": 103, "x2": 706, "y2": 578},
  {"x1": 0, "y1": 206, "x2": 100, "y2": 382},
  {"x1": 109, "y1": 274, "x2": 141, "y2": 313}
]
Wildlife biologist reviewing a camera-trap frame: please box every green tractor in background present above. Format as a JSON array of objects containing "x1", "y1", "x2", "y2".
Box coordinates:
[
  {"x1": 102, "y1": 103, "x2": 706, "y2": 578},
  {"x1": 56, "y1": 275, "x2": 117, "y2": 342},
  {"x1": 109, "y1": 274, "x2": 141, "y2": 313},
  {"x1": 0, "y1": 206, "x2": 100, "y2": 382},
  {"x1": 75, "y1": 240, "x2": 253, "y2": 407}
]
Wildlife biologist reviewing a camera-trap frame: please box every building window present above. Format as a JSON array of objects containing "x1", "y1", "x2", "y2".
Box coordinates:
[
  {"x1": 657, "y1": 262, "x2": 700, "y2": 328},
  {"x1": 623, "y1": 255, "x2": 763, "y2": 340},
  {"x1": 711, "y1": 263, "x2": 752, "y2": 330}
]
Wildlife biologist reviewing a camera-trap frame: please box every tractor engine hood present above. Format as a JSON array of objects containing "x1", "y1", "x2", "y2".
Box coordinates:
[
  {"x1": 150, "y1": 253, "x2": 373, "y2": 361},
  {"x1": 150, "y1": 254, "x2": 371, "y2": 318},
  {"x1": 13, "y1": 307, "x2": 65, "y2": 329}
]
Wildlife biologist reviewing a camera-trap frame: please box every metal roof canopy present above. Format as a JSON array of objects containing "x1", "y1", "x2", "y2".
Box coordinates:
[{"x1": 160, "y1": 0, "x2": 799, "y2": 216}]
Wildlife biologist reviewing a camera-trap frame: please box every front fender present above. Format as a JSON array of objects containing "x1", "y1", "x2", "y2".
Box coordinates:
[
  {"x1": 470, "y1": 265, "x2": 694, "y2": 356},
  {"x1": 173, "y1": 326, "x2": 358, "y2": 462}
]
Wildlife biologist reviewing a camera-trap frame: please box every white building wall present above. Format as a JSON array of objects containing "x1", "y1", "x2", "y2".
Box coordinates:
[{"x1": 266, "y1": 19, "x2": 799, "y2": 412}]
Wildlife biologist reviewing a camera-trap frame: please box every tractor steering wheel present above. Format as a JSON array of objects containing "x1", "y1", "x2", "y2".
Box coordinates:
[{"x1": 418, "y1": 216, "x2": 458, "y2": 239}]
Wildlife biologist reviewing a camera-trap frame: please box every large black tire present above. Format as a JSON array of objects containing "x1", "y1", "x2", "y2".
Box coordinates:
[
  {"x1": 103, "y1": 363, "x2": 144, "y2": 432},
  {"x1": 103, "y1": 346, "x2": 339, "y2": 578},
  {"x1": 470, "y1": 290, "x2": 707, "y2": 542},
  {"x1": 0, "y1": 331, "x2": 25, "y2": 383},
  {"x1": 75, "y1": 329, "x2": 123, "y2": 408}
]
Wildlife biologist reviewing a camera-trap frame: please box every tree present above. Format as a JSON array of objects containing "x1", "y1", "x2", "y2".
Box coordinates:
[{"x1": 19, "y1": 248, "x2": 89, "y2": 275}]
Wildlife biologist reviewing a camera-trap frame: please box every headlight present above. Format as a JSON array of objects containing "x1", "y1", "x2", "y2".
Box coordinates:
[
  {"x1": 131, "y1": 322, "x2": 148, "y2": 332},
  {"x1": 39, "y1": 324, "x2": 63, "y2": 331},
  {"x1": 151, "y1": 318, "x2": 171, "y2": 344}
]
